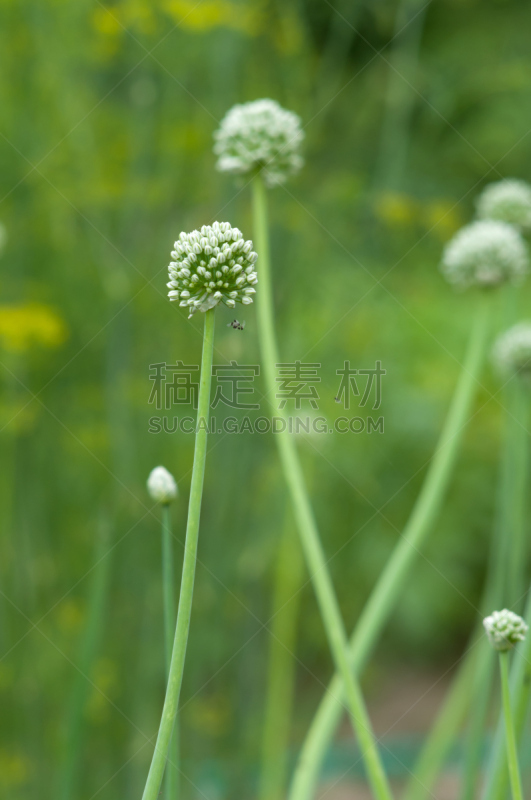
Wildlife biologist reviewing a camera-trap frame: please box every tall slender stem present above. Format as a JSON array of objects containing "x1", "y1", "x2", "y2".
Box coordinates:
[
  {"x1": 253, "y1": 173, "x2": 393, "y2": 800},
  {"x1": 161, "y1": 504, "x2": 179, "y2": 800},
  {"x1": 372, "y1": 0, "x2": 428, "y2": 190},
  {"x1": 460, "y1": 376, "x2": 529, "y2": 800},
  {"x1": 481, "y1": 381, "x2": 530, "y2": 800},
  {"x1": 57, "y1": 522, "x2": 112, "y2": 800},
  {"x1": 504, "y1": 383, "x2": 529, "y2": 610},
  {"x1": 403, "y1": 641, "x2": 480, "y2": 800},
  {"x1": 290, "y1": 293, "x2": 492, "y2": 800},
  {"x1": 482, "y1": 586, "x2": 531, "y2": 800},
  {"x1": 499, "y1": 651, "x2": 524, "y2": 800},
  {"x1": 259, "y1": 508, "x2": 305, "y2": 800},
  {"x1": 459, "y1": 645, "x2": 495, "y2": 800},
  {"x1": 142, "y1": 309, "x2": 215, "y2": 800}
]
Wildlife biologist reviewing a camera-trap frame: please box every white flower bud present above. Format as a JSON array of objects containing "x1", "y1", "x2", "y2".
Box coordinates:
[
  {"x1": 213, "y1": 99, "x2": 305, "y2": 187},
  {"x1": 483, "y1": 609, "x2": 528, "y2": 651},
  {"x1": 166, "y1": 223, "x2": 258, "y2": 318},
  {"x1": 476, "y1": 179, "x2": 531, "y2": 230},
  {"x1": 147, "y1": 466, "x2": 178, "y2": 504},
  {"x1": 441, "y1": 220, "x2": 528, "y2": 290},
  {"x1": 492, "y1": 321, "x2": 531, "y2": 380}
]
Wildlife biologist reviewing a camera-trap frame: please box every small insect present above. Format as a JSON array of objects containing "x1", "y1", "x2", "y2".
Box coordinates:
[
  {"x1": 334, "y1": 396, "x2": 340, "y2": 403},
  {"x1": 227, "y1": 319, "x2": 246, "y2": 331}
]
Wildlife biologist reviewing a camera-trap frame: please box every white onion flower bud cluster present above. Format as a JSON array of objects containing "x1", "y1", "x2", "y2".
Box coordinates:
[
  {"x1": 147, "y1": 466, "x2": 178, "y2": 504},
  {"x1": 483, "y1": 609, "x2": 528, "y2": 651},
  {"x1": 213, "y1": 99, "x2": 304, "y2": 187},
  {"x1": 476, "y1": 179, "x2": 531, "y2": 230},
  {"x1": 441, "y1": 220, "x2": 528, "y2": 289},
  {"x1": 167, "y1": 222, "x2": 258, "y2": 317},
  {"x1": 492, "y1": 322, "x2": 531, "y2": 379}
]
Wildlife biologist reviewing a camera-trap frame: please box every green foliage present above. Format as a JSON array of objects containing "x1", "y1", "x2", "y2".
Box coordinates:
[{"x1": 1, "y1": 0, "x2": 531, "y2": 797}]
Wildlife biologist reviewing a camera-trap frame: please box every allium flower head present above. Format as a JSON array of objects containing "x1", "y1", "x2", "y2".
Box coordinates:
[
  {"x1": 441, "y1": 220, "x2": 528, "y2": 289},
  {"x1": 476, "y1": 179, "x2": 531, "y2": 230},
  {"x1": 213, "y1": 99, "x2": 304, "y2": 187},
  {"x1": 483, "y1": 609, "x2": 528, "y2": 651},
  {"x1": 167, "y1": 222, "x2": 258, "y2": 318},
  {"x1": 492, "y1": 322, "x2": 531, "y2": 380},
  {"x1": 147, "y1": 466, "x2": 178, "y2": 504}
]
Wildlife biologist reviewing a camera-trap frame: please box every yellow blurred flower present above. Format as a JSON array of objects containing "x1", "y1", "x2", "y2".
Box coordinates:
[
  {"x1": 374, "y1": 192, "x2": 418, "y2": 228},
  {"x1": 172, "y1": 122, "x2": 209, "y2": 155},
  {"x1": 57, "y1": 598, "x2": 85, "y2": 634},
  {"x1": 86, "y1": 658, "x2": 118, "y2": 723},
  {"x1": 91, "y1": 5, "x2": 123, "y2": 60},
  {"x1": 0, "y1": 303, "x2": 68, "y2": 353},
  {"x1": 123, "y1": 0, "x2": 158, "y2": 34},
  {"x1": 423, "y1": 199, "x2": 464, "y2": 239},
  {"x1": 164, "y1": 0, "x2": 260, "y2": 35},
  {"x1": 272, "y1": 8, "x2": 304, "y2": 55},
  {"x1": 0, "y1": 401, "x2": 39, "y2": 434},
  {"x1": 92, "y1": 5, "x2": 123, "y2": 36},
  {"x1": 0, "y1": 750, "x2": 30, "y2": 788},
  {"x1": 185, "y1": 693, "x2": 231, "y2": 737},
  {"x1": 0, "y1": 664, "x2": 14, "y2": 690}
]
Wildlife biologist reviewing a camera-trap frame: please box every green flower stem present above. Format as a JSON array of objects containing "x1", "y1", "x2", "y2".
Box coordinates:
[
  {"x1": 373, "y1": 0, "x2": 428, "y2": 190},
  {"x1": 289, "y1": 292, "x2": 493, "y2": 800},
  {"x1": 504, "y1": 382, "x2": 529, "y2": 610},
  {"x1": 259, "y1": 508, "x2": 305, "y2": 800},
  {"x1": 142, "y1": 308, "x2": 216, "y2": 800},
  {"x1": 460, "y1": 376, "x2": 529, "y2": 800},
  {"x1": 57, "y1": 522, "x2": 113, "y2": 800},
  {"x1": 252, "y1": 172, "x2": 393, "y2": 800},
  {"x1": 412, "y1": 451, "x2": 513, "y2": 800},
  {"x1": 403, "y1": 645, "x2": 480, "y2": 800},
  {"x1": 482, "y1": 587, "x2": 531, "y2": 800},
  {"x1": 459, "y1": 644, "x2": 495, "y2": 800},
  {"x1": 161, "y1": 504, "x2": 179, "y2": 800},
  {"x1": 499, "y1": 651, "x2": 524, "y2": 800}
]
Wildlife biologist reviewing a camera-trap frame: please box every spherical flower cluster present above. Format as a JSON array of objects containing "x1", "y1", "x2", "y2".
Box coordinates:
[
  {"x1": 492, "y1": 322, "x2": 531, "y2": 379},
  {"x1": 213, "y1": 99, "x2": 304, "y2": 187},
  {"x1": 483, "y1": 609, "x2": 528, "y2": 651},
  {"x1": 167, "y1": 222, "x2": 258, "y2": 318},
  {"x1": 147, "y1": 466, "x2": 178, "y2": 504},
  {"x1": 476, "y1": 179, "x2": 531, "y2": 230},
  {"x1": 441, "y1": 220, "x2": 528, "y2": 289}
]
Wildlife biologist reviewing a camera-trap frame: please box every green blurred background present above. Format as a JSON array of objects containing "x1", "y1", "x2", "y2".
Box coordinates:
[{"x1": 1, "y1": 0, "x2": 531, "y2": 797}]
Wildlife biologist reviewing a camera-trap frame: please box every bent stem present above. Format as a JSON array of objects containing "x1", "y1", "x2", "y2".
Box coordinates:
[
  {"x1": 142, "y1": 309, "x2": 215, "y2": 800},
  {"x1": 252, "y1": 172, "x2": 393, "y2": 800},
  {"x1": 161, "y1": 504, "x2": 179, "y2": 800},
  {"x1": 259, "y1": 508, "x2": 305, "y2": 800},
  {"x1": 499, "y1": 651, "x2": 524, "y2": 800},
  {"x1": 289, "y1": 292, "x2": 493, "y2": 800},
  {"x1": 403, "y1": 641, "x2": 480, "y2": 800}
]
